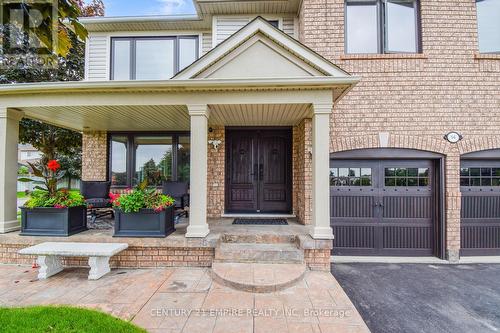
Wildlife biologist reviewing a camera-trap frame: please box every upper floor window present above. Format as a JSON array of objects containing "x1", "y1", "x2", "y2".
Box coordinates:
[
  {"x1": 345, "y1": 0, "x2": 421, "y2": 54},
  {"x1": 111, "y1": 36, "x2": 199, "y2": 80},
  {"x1": 476, "y1": 0, "x2": 500, "y2": 53}
]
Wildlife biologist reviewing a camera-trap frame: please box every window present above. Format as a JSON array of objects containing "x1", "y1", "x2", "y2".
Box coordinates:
[
  {"x1": 384, "y1": 167, "x2": 429, "y2": 187},
  {"x1": 109, "y1": 133, "x2": 190, "y2": 187},
  {"x1": 330, "y1": 167, "x2": 372, "y2": 186},
  {"x1": 476, "y1": 0, "x2": 500, "y2": 53},
  {"x1": 111, "y1": 36, "x2": 199, "y2": 80},
  {"x1": 345, "y1": 0, "x2": 420, "y2": 54},
  {"x1": 461, "y1": 167, "x2": 500, "y2": 187}
]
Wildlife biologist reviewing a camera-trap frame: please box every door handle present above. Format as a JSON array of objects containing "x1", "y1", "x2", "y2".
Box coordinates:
[
  {"x1": 251, "y1": 164, "x2": 258, "y2": 180},
  {"x1": 259, "y1": 164, "x2": 264, "y2": 179}
]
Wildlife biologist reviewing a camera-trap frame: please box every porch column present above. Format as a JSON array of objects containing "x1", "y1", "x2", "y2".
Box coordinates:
[
  {"x1": 186, "y1": 104, "x2": 210, "y2": 238},
  {"x1": 309, "y1": 103, "x2": 334, "y2": 240},
  {"x1": 0, "y1": 107, "x2": 24, "y2": 233}
]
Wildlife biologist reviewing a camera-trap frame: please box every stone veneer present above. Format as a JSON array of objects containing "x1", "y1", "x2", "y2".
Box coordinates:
[
  {"x1": 298, "y1": 0, "x2": 500, "y2": 260},
  {"x1": 81, "y1": 130, "x2": 107, "y2": 181},
  {"x1": 207, "y1": 126, "x2": 225, "y2": 218},
  {"x1": 292, "y1": 118, "x2": 312, "y2": 225}
]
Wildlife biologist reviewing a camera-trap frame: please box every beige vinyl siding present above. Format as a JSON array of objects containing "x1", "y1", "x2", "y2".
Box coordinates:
[
  {"x1": 202, "y1": 33, "x2": 212, "y2": 55},
  {"x1": 214, "y1": 16, "x2": 295, "y2": 46},
  {"x1": 86, "y1": 35, "x2": 109, "y2": 81}
]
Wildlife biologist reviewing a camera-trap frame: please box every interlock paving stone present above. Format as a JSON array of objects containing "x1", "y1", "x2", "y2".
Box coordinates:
[{"x1": 0, "y1": 264, "x2": 369, "y2": 333}]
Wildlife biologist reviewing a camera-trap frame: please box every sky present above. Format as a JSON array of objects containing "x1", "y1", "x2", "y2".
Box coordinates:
[{"x1": 98, "y1": 0, "x2": 196, "y2": 17}]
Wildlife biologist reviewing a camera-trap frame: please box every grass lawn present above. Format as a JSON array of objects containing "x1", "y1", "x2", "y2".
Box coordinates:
[{"x1": 0, "y1": 306, "x2": 146, "y2": 333}]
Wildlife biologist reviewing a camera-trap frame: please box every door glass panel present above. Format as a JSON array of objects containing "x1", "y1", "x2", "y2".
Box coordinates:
[
  {"x1": 385, "y1": 167, "x2": 429, "y2": 187},
  {"x1": 330, "y1": 167, "x2": 372, "y2": 187},
  {"x1": 134, "y1": 136, "x2": 173, "y2": 186},
  {"x1": 461, "y1": 166, "x2": 500, "y2": 187}
]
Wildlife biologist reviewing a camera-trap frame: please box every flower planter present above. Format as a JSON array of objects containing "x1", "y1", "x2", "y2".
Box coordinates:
[
  {"x1": 113, "y1": 206, "x2": 175, "y2": 238},
  {"x1": 20, "y1": 206, "x2": 87, "y2": 236}
]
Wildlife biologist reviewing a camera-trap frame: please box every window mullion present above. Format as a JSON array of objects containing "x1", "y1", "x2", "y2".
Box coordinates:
[{"x1": 380, "y1": 0, "x2": 386, "y2": 54}]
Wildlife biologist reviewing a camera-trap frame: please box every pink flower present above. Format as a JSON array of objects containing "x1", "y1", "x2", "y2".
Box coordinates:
[{"x1": 54, "y1": 204, "x2": 66, "y2": 209}]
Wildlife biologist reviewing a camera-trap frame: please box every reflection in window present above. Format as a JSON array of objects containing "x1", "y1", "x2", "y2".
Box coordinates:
[
  {"x1": 109, "y1": 134, "x2": 189, "y2": 188},
  {"x1": 134, "y1": 136, "x2": 173, "y2": 186},
  {"x1": 384, "y1": 167, "x2": 429, "y2": 187},
  {"x1": 385, "y1": 1, "x2": 418, "y2": 52},
  {"x1": 136, "y1": 39, "x2": 174, "y2": 80},
  {"x1": 460, "y1": 167, "x2": 500, "y2": 186},
  {"x1": 330, "y1": 167, "x2": 372, "y2": 186},
  {"x1": 110, "y1": 136, "x2": 128, "y2": 186},
  {"x1": 476, "y1": 0, "x2": 500, "y2": 53},
  {"x1": 345, "y1": 2, "x2": 378, "y2": 54},
  {"x1": 177, "y1": 136, "x2": 190, "y2": 182},
  {"x1": 111, "y1": 36, "x2": 198, "y2": 80},
  {"x1": 345, "y1": 0, "x2": 420, "y2": 54}
]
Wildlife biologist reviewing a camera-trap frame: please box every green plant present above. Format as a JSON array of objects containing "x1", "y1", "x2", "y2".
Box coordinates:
[
  {"x1": 24, "y1": 189, "x2": 85, "y2": 209},
  {"x1": 20, "y1": 160, "x2": 85, "y2": 208},
  {"x1": 111, "y1": 180, "x2": 175, "y2": 213}
]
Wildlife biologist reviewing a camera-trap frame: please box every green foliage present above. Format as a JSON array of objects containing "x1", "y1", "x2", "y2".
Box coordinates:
[
  {"x1": 18, "y1": 165, "x2": 29, "y2": 175},
  {"x1": 24, "y1": 189, "x2": 84, "y2": 209},
  {"x1": 0, "y1": 306, "x2": 146, "y2": 333},
  {"x1": 112, "y1": 184, "x2": 175, "y2": 214}
]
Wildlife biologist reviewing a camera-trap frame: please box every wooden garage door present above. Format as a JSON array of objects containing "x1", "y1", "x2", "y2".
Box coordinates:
[
  {"x1": 460, "y1": 160, "x2": 500, "y2": 256},
  {"x1": 330, "y1": 159, "x2": 435, "y2": 256}
]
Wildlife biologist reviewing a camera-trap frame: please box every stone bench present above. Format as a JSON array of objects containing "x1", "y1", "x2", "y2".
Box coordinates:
[{"x1": 19, "y1": 242, "x2": 128, "y2": 280}]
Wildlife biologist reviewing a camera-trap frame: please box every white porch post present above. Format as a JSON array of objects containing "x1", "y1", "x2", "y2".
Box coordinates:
[
  {"x1": 186, "y1": 104, "x2": 210, "y2": 238},
  {"x1": 309, "y1": 103, "x2": 334, "y2": 240},
  {"x1": 0, "y1": 107, "x2": 24, "y2": 233}
]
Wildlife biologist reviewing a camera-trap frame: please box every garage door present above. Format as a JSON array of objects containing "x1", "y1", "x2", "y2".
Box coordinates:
[
  {"x1": 330, "y1": 159, "x2": 435, "y2": 256},
  {"x1": 460, "y1": 160, "x2": 500, "y2": 256}
]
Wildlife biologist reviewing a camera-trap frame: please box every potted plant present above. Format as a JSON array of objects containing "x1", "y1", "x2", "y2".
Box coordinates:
[
  {"x1": 111, "y1": 181, "x2": 176, "y2": 238},
  {"x1": 19, "y1": 160, "x2": 87, "y2": 236}
]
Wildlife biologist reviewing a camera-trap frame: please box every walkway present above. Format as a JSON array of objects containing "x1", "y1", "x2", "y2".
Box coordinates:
[{"x1": 0, "y1": 265, "x2": 369, "y2": 333}]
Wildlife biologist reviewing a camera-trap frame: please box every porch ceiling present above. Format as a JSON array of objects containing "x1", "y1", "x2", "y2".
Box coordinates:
[
  {"x1": 18, "y1": 103, "x2": 312, "y2": 131},
  {"x1": 209, "y1": 104, "x2": 311, "y2": 126},
  {"x1": 21, "y1": 105, "x2": 190, "y2": 131}
]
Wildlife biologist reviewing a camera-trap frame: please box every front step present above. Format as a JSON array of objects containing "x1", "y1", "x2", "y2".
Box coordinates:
[
  {"x1": 214, "y1": 242, "x2": 304, "y2": 264},
  {"x1": 212, "y1": 262, "x2": 306, "y2": 293}
]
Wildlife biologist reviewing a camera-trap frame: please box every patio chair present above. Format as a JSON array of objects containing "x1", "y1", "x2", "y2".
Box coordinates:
[
  {"x1": 162, "y1": 181, "x2": 189, "y2": 218},
  {"x1": 81, "y1": 181, "x2": 113, "y2": 223}
]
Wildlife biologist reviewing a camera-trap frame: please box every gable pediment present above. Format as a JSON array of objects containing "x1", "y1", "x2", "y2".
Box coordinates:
[{"x1": 173, "y1": 17, "x2": 351, "y2": 80}]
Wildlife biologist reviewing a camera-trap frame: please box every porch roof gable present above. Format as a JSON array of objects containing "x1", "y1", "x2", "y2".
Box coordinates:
[{"x1": 173, "y1": 17, "x2": 351, "y2": 80}]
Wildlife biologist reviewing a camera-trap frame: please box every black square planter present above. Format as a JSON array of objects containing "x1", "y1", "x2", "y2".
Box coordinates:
[
  {"x1": 113, "y1": 206, "x2": 175, "y2": 238},
  {"x1": 20, "y1": 206, "x2": 87, "y2": 236}
]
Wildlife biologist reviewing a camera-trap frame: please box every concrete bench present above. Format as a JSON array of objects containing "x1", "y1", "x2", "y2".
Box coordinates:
[{"x1": 19, "y1": 242, "x2": 128, "y2": 280}]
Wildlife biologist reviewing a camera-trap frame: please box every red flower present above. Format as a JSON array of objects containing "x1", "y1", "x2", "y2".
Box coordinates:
[{"x1": 47, "y1": 160, "x2": 61, "y2": 172}]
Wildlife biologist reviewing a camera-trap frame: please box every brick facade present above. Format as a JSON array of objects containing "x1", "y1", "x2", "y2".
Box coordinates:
[
  {"x1": 82, "y1": 130, "x2": 107, "y2": 181},
  {"x1": 298, "y1": 0, "x2": 500, "y2": 260},
  {"x1": 1, "y1": 243, "x2": 214, "y2": 268}
]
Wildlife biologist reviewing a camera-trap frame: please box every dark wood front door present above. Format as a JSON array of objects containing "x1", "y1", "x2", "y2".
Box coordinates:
[{"x1": 226, "y1": 129, "x2": 292, "y2": 213}]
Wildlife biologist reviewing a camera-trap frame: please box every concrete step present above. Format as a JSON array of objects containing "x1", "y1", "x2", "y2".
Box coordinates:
[
  {"x1": 212, "y1": 262, "x2": 306, "y2": 293},
  {"x1": 221, "y1": 234, "x2": 297, "y2": 244},
  {"x1": 214, "y1": 242, "x2": 304, "y2": 264}
]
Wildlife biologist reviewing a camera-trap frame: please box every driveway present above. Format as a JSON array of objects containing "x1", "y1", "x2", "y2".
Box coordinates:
[{"x1": 331, "y1": 263, "x2": 500, "y2": 333}]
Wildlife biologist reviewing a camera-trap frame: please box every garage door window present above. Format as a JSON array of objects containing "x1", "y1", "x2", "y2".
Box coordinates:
[
  {"x1": 384, "y1": 167, "x2": 429, "y2": 187},
  {"x1": 330, "y1": 167, "x2": 372, "y2": 186},
  {"x1": 460, "y1": 167, "x2": 500, "y2": 186}
]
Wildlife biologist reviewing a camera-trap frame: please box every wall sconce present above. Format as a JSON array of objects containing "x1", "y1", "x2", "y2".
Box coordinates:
[{"x1": 208, "y1": 139, "x2": 222, "y2": 151}]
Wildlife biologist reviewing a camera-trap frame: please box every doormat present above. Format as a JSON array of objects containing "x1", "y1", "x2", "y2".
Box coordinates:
[{"x1": 232, "y1": 218, "x2": 288, "y2": 225}]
